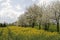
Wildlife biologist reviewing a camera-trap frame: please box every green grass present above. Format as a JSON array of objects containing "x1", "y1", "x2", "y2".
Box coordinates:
[{"x1": 34, "y1": 24, "x2": 60, "y2": 32}]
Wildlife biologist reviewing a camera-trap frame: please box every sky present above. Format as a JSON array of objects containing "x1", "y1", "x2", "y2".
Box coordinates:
[
  {"x1": 0, "y1": 0, "x2": 58, "y2": 23},
  {"x1": 0, "y1": 0, "x2": 38, "y2": 23}
]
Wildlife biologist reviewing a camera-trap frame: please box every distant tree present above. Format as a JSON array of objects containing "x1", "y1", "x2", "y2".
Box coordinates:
[
  {"x1": 43, "y1": 0, "x2": 60, "y2": 32},
  {"x1": 26, "y1": 4, "x2": 42, "y2": 28},
  {"x1": 40, "y1": 3, "x2": 51, "y2": 30},
  {"x1": 3, "y1": 23, "x2": 7, "y2": 27},
  {"x1": 0, "y1": 23, "x2": 2, "y2": 27},
  {"x1": 49, "y1": 0, "x2": 60, "y2": 32},
  {"x1": 41, "y1": 0, "x2": 60, "y2": 32},
  {"x1": 18, "y1": 4, "x2": 43, "y2": 28},
  {"x1": 0, "y1": 22, "x2": 7, "y2": 27}
]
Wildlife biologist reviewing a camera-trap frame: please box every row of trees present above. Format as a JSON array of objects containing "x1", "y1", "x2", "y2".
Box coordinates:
[
  {"x1": 18, "y1": 4, "x2": 42, "y2": 28},
  {"x1": 0, "y1": 23, "x2": 7, "y2": 27},
  {"x1": 17, "y1": 0, "x2": 60, "y2": 32}
]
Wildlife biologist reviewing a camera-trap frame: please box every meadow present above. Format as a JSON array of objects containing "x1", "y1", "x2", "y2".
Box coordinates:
[{"x1": 0, "y1": 26, "x2": 60, "y2": 40}]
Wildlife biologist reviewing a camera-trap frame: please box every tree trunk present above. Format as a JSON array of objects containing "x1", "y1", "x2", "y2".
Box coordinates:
[
  {"x1": 44, "y1": 23, "x2": 47, "y2": 30},
  {"x1": 39, "y1": 23, "x2": 41, "y2": 30},
  {"x1": 57, "y1": 19, "x2": 59, "y2": 32},
  {"x1": 44, "y1": 23, "x2": 49, "y2": 31},
  {"x1": 32, "y1": 22, "x2": 35, "y2": 28},
  {"x1": 47, "y1": 23, "x2": 50, "y2": 31},
  {"x1": 32, "y1": 19, "x2": 35, "y2": 28}
]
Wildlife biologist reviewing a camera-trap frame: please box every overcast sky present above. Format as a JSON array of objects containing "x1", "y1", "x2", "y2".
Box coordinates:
[
  {"x1": 0, "y1": 0, "x2": 37, "y2": 23},
  {"x1": 0, "y1": 0, "x2": 58, "y2": 23}
]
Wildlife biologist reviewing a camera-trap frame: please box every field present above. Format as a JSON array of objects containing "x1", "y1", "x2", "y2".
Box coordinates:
[{"x1": 0, "y1": 26, "x2": 60, "y2": 40}]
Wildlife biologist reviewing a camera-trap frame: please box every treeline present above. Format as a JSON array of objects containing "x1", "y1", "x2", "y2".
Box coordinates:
[
  {"x1": 15, "y1": 0, "x2": 60, "y2": 32},
  {"x1": 0, "y1": 23, "x2": 7, "y2": 27}
]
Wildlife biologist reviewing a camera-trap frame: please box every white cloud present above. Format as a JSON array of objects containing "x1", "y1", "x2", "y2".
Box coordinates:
[
  {"x1": 0, "y1": 0, "x2": 3, "y2": 2},
  {"x1": 16, "y1": 4, "x2": 22, "y2": 10},
  {"x1": 0, "y1": 0, "x2": 24, "y2": 23},
  {"x1": 32, "y1": 0, "x2": 36, "y2": 2}
]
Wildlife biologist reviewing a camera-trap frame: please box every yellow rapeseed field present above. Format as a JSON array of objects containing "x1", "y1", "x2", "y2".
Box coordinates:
[{"x1": 0, "y1": 26, "x2": 60, "y2": 40}]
